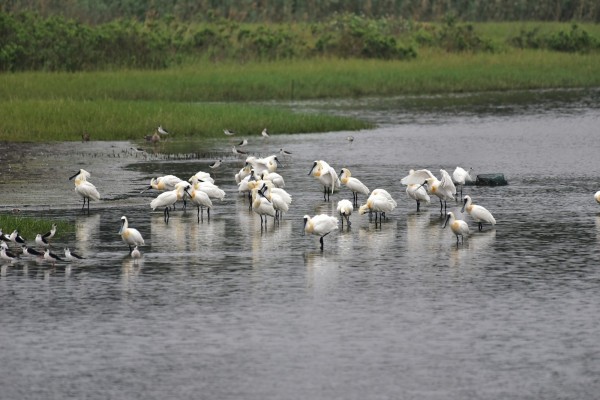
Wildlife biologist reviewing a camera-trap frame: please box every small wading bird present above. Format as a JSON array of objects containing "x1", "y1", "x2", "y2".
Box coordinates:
[
  {"x1": 462, "y1": 195, "x2": 496, "y2": 231},
  {"x1": 337, "y1": 199, "x2": 353, "y2": 229},
  {"x1": 303, "y1": 214, "x2": 338, "y2": 251},
  {"x1": 279, "y1": 148, "x2": 292, "y2": 158},
  {"x1": 232, "y1": 146, "x2": 247, "y2": 156},
  {"x1": 9, "y1": 230, "x2": 26, "y2": 244},
  {"x1": 261, "y1": 128, "x2": 270, "y2": 138},
  {"x1": 157, "y1": 125, "x2": 170, "y2": 135},
  {"x1": 22, "y1": 245, "x2": 43, "y2": 258},
  {"x1": 119, "y1": 216, "x2": 145, "y2": 253},
  {"x1": 209, "y1": 159, "x2": 222, "y2": 169},
  {"x1": 339, "y1": 168, "x2": 370, "y2": 207},
  {"x1": 237, "y1": 139, "x2": 248, "y2": 147},
  {"x1": 223, "y1": 129, "x2": 236, "y2": 136},
  {"x1": 64, "y1": 248, "x2": 85, "y2": 261},
  {"x1": 453, "y1": 166, "x2": 473, "y2": 197},
  {"x1": 43, "y1": 248, "x2": 63, "y2": 266},
  {"x1": 43, "y1": 223, "x2": 57, "y2": 240},
  {"x1": 69, "y1": 169, "x2": 100, "y2": 213},
  {"x1": 346, "y1": 136, "x2": 354, "y2": 143},
  {"x1": 309, "y1": 160, "x2": 340, "y2": 202},
  {"x1": 443, "y1": 211, "x2": 469, "y2": 246},
  {"x1": 1, "y1": 245, "x2": 19, "y2": 262},
  {"x1": 35, "y1": 234, "x2": 49, "y2": 248}
]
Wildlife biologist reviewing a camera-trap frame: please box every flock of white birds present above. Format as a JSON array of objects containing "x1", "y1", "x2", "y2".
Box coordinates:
[{"x1": 4, "y1": 127, "x2": 600, "y2": 266}]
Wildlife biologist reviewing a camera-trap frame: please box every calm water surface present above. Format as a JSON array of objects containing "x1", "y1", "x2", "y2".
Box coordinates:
[{"x1": 1, "y1": 90, "x2": 600, "y2": 399}]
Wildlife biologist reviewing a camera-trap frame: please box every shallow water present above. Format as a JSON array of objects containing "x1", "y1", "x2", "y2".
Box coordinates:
[{"x1": 1, "y1": 89, "x2": 600, "y2": 399}]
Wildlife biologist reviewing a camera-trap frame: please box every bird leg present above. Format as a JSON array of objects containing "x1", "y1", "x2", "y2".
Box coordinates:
[
  {"x1": 320, "y1": 236, "x2": 324, "y2": 251},
  {"x1": 346, "y1": 215, "x2": 351, "y2": 228},
  {"x1": 197, "y1": 206, "x2": 201, "y2": 223},
  {"x1": 478, "y1": 222, "x2": 483, "y2": 232},
  {"x1": 416, "y1": 200, "x2": 420, "y2": 212},
  {"x1": 323, "y1": 186, "x2": 327, "y2": 202},
  {"x1": 164, "y1": 207, "x2": 170, "y2": 223}
]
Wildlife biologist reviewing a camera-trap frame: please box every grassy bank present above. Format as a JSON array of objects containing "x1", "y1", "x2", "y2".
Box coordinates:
[
  {"x1": 1, "y1": 49, "x2": 599, "y2": 142},
  {"x1": 0, "y1": 215, "x2": 72, "y2": 241}
]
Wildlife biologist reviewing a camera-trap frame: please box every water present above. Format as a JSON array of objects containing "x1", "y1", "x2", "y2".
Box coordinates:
[{"x1": 1, "y1": 89, "x2": 600, "y2": 399}]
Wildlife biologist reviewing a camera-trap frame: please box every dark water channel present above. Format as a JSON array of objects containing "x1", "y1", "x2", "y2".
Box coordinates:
[{"x1": 1, "y1": 89, "x2": 600, "y2": 399}]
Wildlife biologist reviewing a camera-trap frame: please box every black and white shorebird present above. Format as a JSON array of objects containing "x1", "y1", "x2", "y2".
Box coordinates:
[
  {"x1": 9, "y1": 230, "x2": 26, "y2": 244},
  {"x1": 232, "y1": 146, "x2": 247, "y2": 155},
  {"x1": 22, "y1": 245, "x2": 44, "y2": 258},
  {"x1": 223, "y1": 129, "x2": 236, "y2": 136},
  {"x1": 157, "y1": 125, "x2": 170, "y2": 135},
  {"x1": 279, "y1": 148, "x2": 292, "y2": 157},
  {"x1": 261, "y1": 128, "x2": 270, "y2": 138},
  {"x1": 1, "y1": 245, "x2": 20, "y2": 262},
  {"x1": 346, "y1": 135, "x2": 354, "y2": 143},
  {"x1": 43, "y1": 249, "x2": 63, "y2": 266},
  {"x1": 237, "y1": 138, "x2": 248, "y2": 147},
  {"x1": 209, "y1": 159, "x2": 222, "y2": 169},
  {"x1": 0, "y1": 229, "x2": 10, "y2": 242},
  {"x1": 64, "y1": 248, "x2": 85, "y2": 261},
  {"x1": 35, "y1": 233, "x2": 50, "y2": 248},
  {"x1": 42, "y1": 223, "x2": 57, "y2": 240}
]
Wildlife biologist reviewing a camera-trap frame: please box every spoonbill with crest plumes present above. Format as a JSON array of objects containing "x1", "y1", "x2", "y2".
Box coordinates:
[
  {"x1": 303, "y1": 214, "x2": 338, "y2": 251},
  {"x1": 337, "y1": 199, "x2": 353, "y2": 229},
  {"x1": 462, "y1": 195, "x2": 496, "y2": 231},
  {"x1": 69, "y1": 169, "x2": 100, "y2": 213},
  {"x1": 453, "y1": 166, "x2": 473, "y2": 197},
  {"x1": 308, "y1": 160, "x2": 341, "y2": 202},
  {"x1": 401, "y1": 169, "x2": 454, "y2": 214},
  {"x1": 443, "y1": 211, "x2": 469, "y2": 246},
  {"x1": 339, "y1": 168, "x2": 370, "y2": 207},
  {"x1": 119, "y1": 216, "x2": 145, "y2": 253},
  {"x1": 142, "y1": 175, "x2": 183, "y2": 193}
]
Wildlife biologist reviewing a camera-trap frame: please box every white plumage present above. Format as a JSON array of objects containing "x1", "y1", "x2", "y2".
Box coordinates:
[
  {"x1": 309, "y1": 160, "x2": 341, "y2": 202},
  {"x1": 406, "y1": 183, "x2": 430, "y2": 212},
  {"x1": 119, "y1": 216, "x2": 145, "y2": 252},
  {"x1": 252, "y1": 188, "x2": 276, "y2": 228},
  {"x1": 336, "y1": 199, "x2": 353, "y2": 228},
  {"x1": 184, "y1": 183, "x2": 213, "y2": 222},
  {"x1": 340, "y1": 168, "x2": 369, "y2": 205},
  {"x1": 443, "y1": 211, "x2": 469, "y2": 245},
  {"x1": 401, "y1": 169, "x2": 454, "y2": 213},
  {"x1": 303, "y1": 214, "x2": 338, "y2": 250},
  {"x1": 461, "y1": 195, "x2": 496, "y2": 231}
]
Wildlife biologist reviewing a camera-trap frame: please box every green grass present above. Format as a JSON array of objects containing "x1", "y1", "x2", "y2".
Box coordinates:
[
  {"x1": 1, "y1": 46, "x2": 599, "y2": 142},
  {"x1": 0, "y1": 214, "x2": 72, "y2": 241}
]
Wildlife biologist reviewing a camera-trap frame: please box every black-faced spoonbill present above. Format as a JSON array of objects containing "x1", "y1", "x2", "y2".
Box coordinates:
[
  {"x1": 303, "y1": 214, "x2": 338, "y2": 251},
  {"x1": 337, "y1": 199, "x2": 353, "y2": 229},
  {"x1": 150, "y1": 182, "x2": 187, "y2": 223},
  {"x1": 309, "y1": 160, "x2": 341, "y2": 202},
  {"x1": 406, "y1": 183, "x2": 430, "y2": 212},
  {"x1": 69, "y1": 169, "x2": 100, "y2": 213},
  {"x1": 184, "y1": 184, "x2": 213, "y2": 223},
  {"x1": 358, "y1": 191, "x2": 396, "y2": 225},
  {"x1": 461, "y1": 195, "x2": 496, "y2": 231},
  {"x1": 453, "y1": 166, "x2": 473, "y2": 197},
  {"x1": 595, "y1": 191, "x2": 600, "y2": 204},
  {"x1": 339, "y1": 168, "x2": 370, "y2": 207},
  {"x1": 443, "y1": 212, "x2": 469, "y2": 246},
  {"x1": 252, "y1": 188, "x2": 276, "y2": 229},
  {"x1": 402, "y1": 169, "x2": 454, "y2": 214},
  {"x1": 119, "y1": 216, "x2": 145, "y2": 253}
]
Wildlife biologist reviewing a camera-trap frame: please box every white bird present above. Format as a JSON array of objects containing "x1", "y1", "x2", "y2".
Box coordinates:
[
  {"x1": 358, "y1": 192, "x2": 396, "y2": 224},
  {"x1": 252, "y1": 188, "x2": 276, "y2": 229},
  {"x1": 346, "y1": 136, "x2": 354, "y2": 143},
  {"x1": 69, "y1": 169, "x2": 100, "y2": 212},
  {"x1": 308, "y1": 160, "x2": 341, "y2": 202},
  {"x1": 223, "y1": 129, "x2": 236, "y2": 136},
  {"x1": 35, "y1": 233, "x2": 49, "y2": 248},
  {"x1": 260, "y1": 182, "x2": 290, "y2": 221},
  {"x1": 42, "y1": 223, "x2": 57, "y2": 240},
  {"x1": 260, "y1": 170, "x2": 285, "y2": 188},
  {"x1": 303, "y1": 214, "x2": 338, "y2": 250},
  {"x1": 461, "y1": 195, "x2": 496, "y2": 231},
  {"x1": 443, "y1": 211, "x2": 469, "y2": 246},
  {"x1": 595, "y1": 191, "x2": 600, "y2": 204},
  {"x1": 184, "y1": 183, "x2": 213, "y2": 222},
  {"x1": 150, "y1": 182, "x2": 187, "y2": 222},
  {"x1": 209, "y1": 159, "x2": 222, "y2": 169},
  {"x1": 406, "y1": 183, "x2": 430, "y2": 212},
  {"x1": 64, "y1": 248, "x2": 85, "y2": 261},
  {"x1": 453, "y1": 166, "x2": 473, "y2": 197},
  {"x1": 339, "y1": 168, "x2": 370, "y2": 206},
  {"x1": 190, "y1": 177, "x2": 226, "y2": 201},
  {"x1": 43, "y1": 248, "x2": 63, "y2": 266},
  {"x1": 131, "y1": 246, "x2": 142, "y2": 263},
  {"x1": 237, "y1": 139, "x2": 248, "y2": 147},
  {"x1": 235, "y1": 165, "x2": 252, "y2": 184},
  {"x1": 191, "y1": 171, "x2": 214, "y2": 184},
  {"x1": 337, "y1": 199, "x2": 353, "y2": 229},
  {"x1": 245, "y1": 155, "x2": 282, "y2": 175},
  {"x1": 401, "y1": 169, "x2": 454, "y2": 214},
  {"x1": 157, "y1": 125, "x2": 170, "y2": 135},
  {"x1": 119, "y1": 216, "x2": 145, "y2": 253},
  {"x1": 143, "y1": 175, "x2": 183, "y2": 193},
  {"x1": 261, "y1": 128, "x2": 269, "y2": 138}
]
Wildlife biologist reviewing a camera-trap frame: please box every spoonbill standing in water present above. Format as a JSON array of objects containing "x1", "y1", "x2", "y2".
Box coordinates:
[
  {"x1": 184, "y1": 183, "x2": 213, "y2": 222},
  {"x1": 406, "y1": 177, "x2": 430, "y2": 212},
  {"x1": 303, "y1": 214, "x2": 338, "y2": 251},
  {"x1": 443, "y1": 211, "x2": 469, "y2": 246},
  {"x1": 69, "y1": 169, "x2": 100, "y2": 213},
  {"x1": 462, "y1": 195, "x2": 496, "y2": 231},
  {"x1": 358, "y1": 190, "x2": 396, "y2": 225},
  {"x1": 309, "y1": 160, "x2": 341, "y2": 202},
  {"x1": 252, "y1": 188, "x2": 276, "y2": 229},
  {"x1": 119, "y1": 216, "x2": 145, "y2": 253},
  {"x1": 401, "y1": 169, "x2": 454, "y2": 214},
  {"x1": 150, "y1": 182, "x2": 188, "y2": 223},
  {"x1": 453, "y1": 166, "x2": 473, "y2": 197},
  {"x1": 337, "y1": 199, "x2": 353, "y2": 229},
  {"x1": 339, "y1": 168, "x2": 370, "y2": 207}
]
